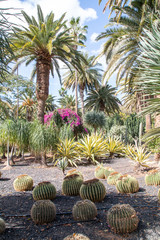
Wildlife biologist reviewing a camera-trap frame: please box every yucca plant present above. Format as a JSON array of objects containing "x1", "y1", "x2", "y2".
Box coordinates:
[
  {"x1": 125, "y1": 145, "x2": 151, "y2": 168},
  {"x1": 105, "y1": 137, "x2": 124, "y2": 158},
  {"x1": 77, "y1": 133, "x2": 106, "y2": 164}
]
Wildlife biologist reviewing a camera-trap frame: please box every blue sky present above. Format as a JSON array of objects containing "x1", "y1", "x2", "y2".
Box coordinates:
[{"x1": 3, "y1": 0, "x2": 116, "y2": 101}]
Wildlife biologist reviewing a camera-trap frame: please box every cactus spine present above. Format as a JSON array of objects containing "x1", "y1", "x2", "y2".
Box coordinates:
[
  {"x1": 64, "y1": 233, "x2": 90, "y2": 240},
  {"x1": 33, "y1": 181, "x2": 56, "y2": 201},
  {"x1": 0, "y1": 218, "x2": 5, "y2": 234},
  {"x1": 107, "y1": 172, "x2": 122, "y2": 185},
  {"x1": 116, "y1": 175, "x2": 139, "y2": 193},
  {"x1": 80, "y1": 178, "x2": 106, "y2": 202},
  {"x1": 13, "y1": 174, "x2": 33, "y2": 191},
  {"x1": 31, "y1": 200, "x2": 56, "y2": 224},
  {"x1": 145, "y1": 170, "x2": 160, "y2": 186},
  {"x1": 104, "y1": 167, "x2": 115, "y2": 179},
  {"x1": 94, "y1": 165, "x2": 105, "y2": 179},
  {"x1": 72, "y1": 199, "x2": 97, "y2": 221},
  {"x1": 107, "y1": 204, "x2": 139, "y2": 234},
  {"x1": 66, "y1": 169, "x2": 83, "y2": 180},
  {"x1": 62, "y1": 174, "x2": 83, "y2": 196}
]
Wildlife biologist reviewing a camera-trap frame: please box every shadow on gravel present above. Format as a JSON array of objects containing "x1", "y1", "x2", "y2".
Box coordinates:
[{"x1": 0, "y1": 178, "x2": 11, "y2": 181}]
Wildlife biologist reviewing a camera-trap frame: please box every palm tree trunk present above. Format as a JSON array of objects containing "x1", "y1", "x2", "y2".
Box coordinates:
[
  {"x1": 7, "y1": 140, "x2": 10, "y2": 166},
  {"x1": 145, "y1": 114, "x2": 151, "y2": 132},
  {"x1": 75, "y1": 70, "x2": 78, "y2": 114},
  {"x1": 37, "y1": 99, "x2": 46, "y2": 124},
  {"x1": 154, "y1": 98, "x2": 160, "y2": 162},
  {"x1": 79, "y1": 87, "x2": 84, "y2": 119}
]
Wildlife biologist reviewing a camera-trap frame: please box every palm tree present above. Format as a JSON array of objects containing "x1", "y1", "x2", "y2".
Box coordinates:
[
  {"x1": 11, "y1": 5, "x2": 84, "y2": 124},
  {"x1": 63, "y1": 53, "x2": 102, "y2": 118}
]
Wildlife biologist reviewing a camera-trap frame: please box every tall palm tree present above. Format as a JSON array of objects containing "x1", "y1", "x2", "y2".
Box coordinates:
[
  {"x1": 63, "y1": 53, "x2": 102, "y2": 118},
  {"x1": 11, "y1": 5, "x2": 84, "y2": 124},
  {"x1": 85, "y1": 84, "x2": 121, "y2": 114}
]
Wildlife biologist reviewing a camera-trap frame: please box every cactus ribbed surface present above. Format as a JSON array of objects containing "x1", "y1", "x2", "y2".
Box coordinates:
[
  {"x1": 64, "y1": 233, "x2": 90, "y2": 240},
  {"x1": 158, "y1": 189, "x2": 160, "y2": 201},
  {"x1": 66, "y1": 169, "x2": 83, "y2": 180},
  {"x1": 13, "y1": 174, "x2": 33, "y2": 191},
  {"x1": 107, "y1": 204, "x2": 139, "y2": 234},
  {"x1": 80, "y1": 178, "x2": 106, "y2": 202},
  {"x1": 31, "y1": 200, "x2": 56, "y2": 224},
  {"x1": 0, "y1": 218, "x2": 5, "y2": 234},
  {"x1": 145, "y1": 170, "x2": 160, "y2": 186},
  {"x1": 72, "y1": 199, "x2": 97, "y2": 221},
  {"x1": 62, "y1": 174, "x2": 83, "y2": 196},
  {"x1": 116, "y1": 175, "x2": 139, "y2": 193},
  {"x1": 33, "y1": 182, "x2": 56, "y2": 201},
  {"x1": 107, "y1": 172, "x2": 122, "y2": 185},
  {"x1": 104, "y1": 167, "x2": 115, "y2": 179},
  {"x1": 94, "y1": 166, "x2": 105, "y2": 179}
]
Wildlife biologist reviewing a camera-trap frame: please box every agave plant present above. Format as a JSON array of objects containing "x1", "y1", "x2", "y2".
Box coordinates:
[
  {"x1": 125, "y1": 145, "x2": 151, "y2": 168},
  {"x1": 77, "y1": 133, "x2": 106, "y2": 164},
  {"x1": 105, "y1": 137, "x2": 124, "y2": 158}
]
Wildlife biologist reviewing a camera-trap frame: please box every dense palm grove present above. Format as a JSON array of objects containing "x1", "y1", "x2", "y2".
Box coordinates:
[{"x1": 0, "y1": 1, "x2": 160, "y2": 169}]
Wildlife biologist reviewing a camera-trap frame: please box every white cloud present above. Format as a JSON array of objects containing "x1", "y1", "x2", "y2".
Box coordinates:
[{"x1": 90, "y1": 32, "x2": 99, "y2": 43}]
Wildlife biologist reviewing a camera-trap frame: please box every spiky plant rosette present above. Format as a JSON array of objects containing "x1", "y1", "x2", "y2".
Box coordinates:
[
  {"x1": 32, "y1": 181, "x2": 56, "y2": 201},
  {"x1": 145, "y1": 170, "x2": 160, "y2": 186},
  {"x1": 116, "y1": 174, "x2": 139, "y2": 193},
  {"x1": 66, "y1": 169, "x2": 84, "y2": 180},
  {"x1": 94, "y1": 165, "x2": 105, "y2": 179},
  {"x1": 13, "y1": 174, "x2": 33, "y2": 191},
  {"x1": 80, "y1": 178, "x2": 106, "y2": 202},
  {"x1": 107, "y1": 172, "x2": 122, "y2": 185},
  {"x1": 31, "y1": 200, "x2": 56, "y2": 224},
  {"x1": 72, "y1": 199, "x2": 97, "y2": 221},
  {"x1": 0, "y1": 218, "x2": 5, "y2": 234},
  {"x1": 62, "y1": 174, "x2": 83, "y2": 196},
  {"x1": 64, "y1": 233, "x2": 90, "y2": 240},
  {"x1": 104, "y1": 167, "x2": 115, "y2": 179},
  {"x1": 107, "y1": 204, "x2": 139, "y2": 234}
]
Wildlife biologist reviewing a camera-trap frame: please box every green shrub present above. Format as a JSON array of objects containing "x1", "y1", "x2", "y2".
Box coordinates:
[{"x1": 84, "y1": 111, "x2": 106, "y2": 132}]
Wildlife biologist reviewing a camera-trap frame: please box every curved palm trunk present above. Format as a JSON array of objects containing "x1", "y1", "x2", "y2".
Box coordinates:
[
  {"x1": 79, "y1": 86, "x2": 85, "y2": 119},
  {"x1": 36, "y1": 58, "x2": 50, "y2": 124}
]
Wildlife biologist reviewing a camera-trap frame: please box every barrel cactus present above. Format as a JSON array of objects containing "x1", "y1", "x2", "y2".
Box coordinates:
[
  {"x1": 64, "y1": 233, "x2": 90, "y2": 240},
  {"x1": 62, "y1": 174, "x2": 83, "y2": 196},
  {"x1": 107, "y1": 204, "x2": 139, "y2": 234},
  {"x1": 72, "y1": 199, "x2": 97, "y2": 221},
  {"x1": 116, "y1": 174, "x2": 139, "y2": 194},
  {"x1": 13, "y1": 174, "x2": 33, "y2": 191},
  {"x1": 31, "y1": 200, "x2": 56, "y2": 224},
  {"x1": 33, "y1": 181, "x2": 56, "y2": 201},
  {"x1": 80, "y1": 178, "x2": 106, "y2": 202},
  {"x1": 107, "y1": 172, "x2": 122, "y2": 185},
  {"x1": 158, "y1": 189, "x2": 160, "y2": 201},
  {"x1": 104, "y1": 167, "x2": 115, "y2": 179},
  {"x1": 0, "y1": 218, "x2": 5, "y2": 234},
  {"x1": 145, "y1": 170, "x2": 160, "y2": 186},
  {"x1": 66, "y1": 169, "x2": 83, "y2": 180},
  {"x1": 94, "y1": 165, "x2": 105, "y2": 179}
]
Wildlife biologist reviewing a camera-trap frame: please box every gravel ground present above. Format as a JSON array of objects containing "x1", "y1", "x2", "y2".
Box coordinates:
[{"x1": 0, "y1": 157, "x2": 160, "y2": 240}]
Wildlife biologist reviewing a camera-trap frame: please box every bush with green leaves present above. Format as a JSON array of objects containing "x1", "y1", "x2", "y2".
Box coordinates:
[
  {"x1": 108, "y1": 125, "x2": 127, "y2": 142},
  {"x1": 84, "y1": 111, "x2": 106, "y2": 132}
]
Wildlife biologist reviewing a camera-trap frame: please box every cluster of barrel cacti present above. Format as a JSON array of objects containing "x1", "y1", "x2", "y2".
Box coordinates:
[
  {"x1": 33, "y1": 181, "x2": 56, "y2": 200},
  {"x1": 13, "y1": 174, "x2": 33, "y2": 191},
  {"x1": 116, "y1": 174, "x2": 139, "y2": 193},
  {"x1": 64, "y1": 233, "x2": 90, "y2": 240},
  {"x1": 107, "y1": 172, "x2": 122, "y2": 185},
  {"x1": 104, "y1": 167, "x2": 115, "y2": 179},
  {"x1": 145, "y1": 170, "x2": 160, "y2": 186}
]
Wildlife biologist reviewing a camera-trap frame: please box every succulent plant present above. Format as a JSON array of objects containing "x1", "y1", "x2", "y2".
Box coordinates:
[
  {"x1": 94, "y1": 165, "x2": 105, "y2": 179},
  {"x1": 13, "y1": 174, "x2": 33, "y2": 191},
  {"x1": 0, "y1": 218, "x2": 5, "y2": 234},
  {"x1": 62, "y1": 174, "x2": 83, "y2": 196},
  {"x1": 66, "y1": 169, "x2": 83, "y2": 180},
  {"x1": 64, "y1": 233, "x2": 90, "y2": 240},
  {"x1": 107, "y1": 172, "x2": 122, "y2": 185},
  {"x1": 80, "y1": 178, "x2": 106, "y2": 202},
  {"x1": 32, "y1": 181, "x2": 56, "y2": 201},
  {"x1": 116, "y1": 175, "x2": 139, "y2": 193},
  {"x1": 158, "y1": 189, "x2": 160, "y2": 201},
  {"x1": 72, "y1": 199, "x2": 97, "y2": 221},
  {"x1": 145, "y1": 170, "x2": 160, "y2": 186},
  {"x1": 104, "y1": 167, "x2": 115, "y2": 179},
  {"x1": 107, "y1": 204, "x2": 139, "y2": 234},
  {"x1": 31, "y1": 200, "x2": 56, "y2": 224}
]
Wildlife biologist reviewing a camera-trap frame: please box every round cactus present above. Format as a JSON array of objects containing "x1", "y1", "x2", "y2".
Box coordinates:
[
  {"x1": 80, "y1": 178, "x2": 106, "y2": 202},
  {"x1": 31, "y1": 200, "x2": 56, "y2": 224},
  {"x1": 104, "y1": 167, "x2": 115, "y2": 179},
  {"x1": 62, "y1": 174, "x2": 83, "y2": 196},
  {"x1": 0, "y1": 218, "x2": 5, "y2": 234},
  {"x1": 72, "y1": 199, "x2": 97, "y2": 221},
  {"x1": 64, "y1": 233, "x2": 90, "y2": 240},
  {"x1": 116, "y1": 175, "x2": 139, "y2": 194},
  {"x1": 107, "y1": 204, "x2": 139, "y2": 234},
  {"x1": 13, "y1": 174, "x2": 33, "y2": 191},
  {"x1": 66, "y1": 169, "x2": 83, "y2": 180},
  {"x1": 158, "y1": 189, "x2": 160, "y2": 201},
  {"x1": 94, "y1": 165, "x2": 105, "y2": 179},
  {"x1": 145, "y1": 170, "x2": 160, "y2": 186},
  {"x1": 107, "y1": 172, "x2": 122, "y2": 185},
  {"x1": 33, "y1": 181, "x2": 56, "y2": 201}
]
